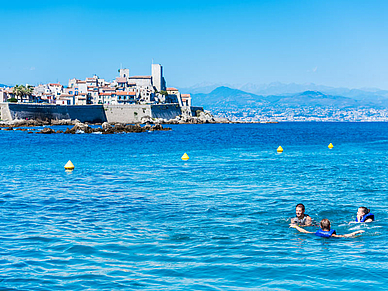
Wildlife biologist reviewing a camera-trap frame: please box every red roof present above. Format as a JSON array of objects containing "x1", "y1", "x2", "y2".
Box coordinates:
[
  {"x1": 167, "y1": 87, "x2": 178, "y2": 91},
  {"x1": 181, "y1": 94, "x2": 191, "y2": 98},
  {"x1": 99, "y1": 92, "x2": 112, "y2": 96},
  {"x1": 49, "y1": 83, "x2": 62, "y2": 87},
  {"x1": 129, "y1": 76, "x2": 152, "y2": 79},
  {"x1": 116, "y1": 91, "x2": 136, "y2": 96}
]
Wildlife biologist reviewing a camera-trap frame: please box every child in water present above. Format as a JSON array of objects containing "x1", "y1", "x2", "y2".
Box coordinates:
[
  {"x1": 291, "y1": 218, "x2": 364, "y2": 238},
  {"x1": 290, "y1": 203, "x2": 312, "y2": 226},
  {"x1": 356, "y1": 207, "x2": 375, "y2": 223}
]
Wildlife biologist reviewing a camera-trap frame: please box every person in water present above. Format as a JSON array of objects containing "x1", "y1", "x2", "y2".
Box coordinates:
[
  {"x1": 356, "y1": 206, "x2": 374, "y2": 223},
  {"x1": 290, "y1": 203, "x2": 312, "y2": 226},
  {"x1": 291, "y1": 218, "x2": 364, "y2": 238}
]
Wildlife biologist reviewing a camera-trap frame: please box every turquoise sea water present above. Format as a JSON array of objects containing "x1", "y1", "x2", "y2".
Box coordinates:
[{"x1": 0, "y1": 122, "x2": 387, "y2": 290}]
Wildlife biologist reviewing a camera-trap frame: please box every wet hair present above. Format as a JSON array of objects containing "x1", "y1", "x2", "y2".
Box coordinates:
[
  {"x1": 320, "y1": 219, "x2": 331, "y2": 230},
  {"x1": 295, "y1": 203, "x2": 305, "y2": 211},
  {"x1": 359, "y1": 207, "x2": 370, "y2": 215}
]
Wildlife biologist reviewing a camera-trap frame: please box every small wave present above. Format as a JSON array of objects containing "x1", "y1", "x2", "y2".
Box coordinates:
[
  {"x1": 205, "y1": 207, "x2": 218, "y2": 213},
  {"x1": 23, "y1": 236, "x2": 56, "y2": 243},
  {"x1": 66, "y1": 244, "x2": 97, "y2": 255}
]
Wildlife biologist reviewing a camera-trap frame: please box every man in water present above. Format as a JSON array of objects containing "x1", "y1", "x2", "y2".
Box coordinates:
[
  {"x1": 356, "y1": 206, "x2": 374, "y2": 223},
  {"x1": 291, "y1": 218, "x2": 364, "y2": 238},
  {"x1": 290, "y1": 203, "x2": 312, "y2": 226}
]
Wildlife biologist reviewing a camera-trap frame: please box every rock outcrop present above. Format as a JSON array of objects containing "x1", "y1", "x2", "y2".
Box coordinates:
[
  {"x1": 0, "y1": 118, "x2": 81, "y2": 128},
  {"x1": 58, "y1": 122, "x2": 171, "y2": 134},
  {"x1": 146, "y1": 109, "x2": 230, "y2": 124},
  {"x1": 38, "y1": 127, "x2": 56, "y2": 134}
]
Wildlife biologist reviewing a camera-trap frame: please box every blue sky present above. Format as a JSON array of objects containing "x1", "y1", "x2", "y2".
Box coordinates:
[{"x1": 1, "y1": 0, "x2": 388, "y2": 89}]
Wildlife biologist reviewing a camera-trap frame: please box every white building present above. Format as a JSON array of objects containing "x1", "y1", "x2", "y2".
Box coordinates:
[{"x1": 48, "y1": 83, "x2": 63, "y2": 97}]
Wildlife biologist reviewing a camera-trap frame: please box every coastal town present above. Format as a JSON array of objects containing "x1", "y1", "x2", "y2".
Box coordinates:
[
  {"x1": 0, "y1": 64, "x2": 221, "y2": 124},
  {"x1": 2, "y1": 63, "x2": 388, "y2": 123},
  {"x1": 0, "y1": 64, "x2": 192, "y2": 108},
  {"x1": 215, "y1": 107, "x2": 388, "y2": 122}
]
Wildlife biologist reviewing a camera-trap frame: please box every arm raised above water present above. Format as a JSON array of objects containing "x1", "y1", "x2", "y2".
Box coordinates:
[
  {"x1": 290, "y1": 224, "x2": 313, "y2": 234},
  {"x1": 332, "y1": 230, "x2": 365, "y2": 238}
]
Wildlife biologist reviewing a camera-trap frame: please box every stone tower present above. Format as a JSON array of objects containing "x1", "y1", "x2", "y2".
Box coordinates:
[
  {"x1": 119, "y1": 68, "x2": 130, "y2": 79},
  {"x1": 151, "y1": 64, "x2": 165, "y2": 92}
]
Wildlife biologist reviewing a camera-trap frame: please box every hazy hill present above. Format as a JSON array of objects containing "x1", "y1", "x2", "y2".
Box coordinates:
[
  {"x1": 272, "y1": 90, "x2": 359, "y2": 108},
  {"x1": 183, "y1": 82, "x2": 388, "y2": 101},
  {"x1": 191, "y1": 87, "x2": 388, "y2": 109},
  {"x1": 192, "y1": 86, "x2": 269, "y2": 108}
]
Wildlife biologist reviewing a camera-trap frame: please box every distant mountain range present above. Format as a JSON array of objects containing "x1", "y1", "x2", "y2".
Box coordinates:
[
  {"x1": 191, "y1": 86, "x2": 388, "y2": 110},
  {"x1": 181, "y1": 82, "x2": 388, "y2": 101}
]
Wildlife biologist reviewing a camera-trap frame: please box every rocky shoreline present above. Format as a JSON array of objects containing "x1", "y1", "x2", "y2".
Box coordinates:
[
  {"x1": 0, "y1": 110, "x2": 230, "y2": 127},
  {"x1": 0, "y1": 120, "x2": 171, "y2": 134},
  {"x1": 0, "y1": 110, "x2": 234, "y2": 134},
  {"x1": 0, "y1": 110, "x2": 231, "y2": 134}
]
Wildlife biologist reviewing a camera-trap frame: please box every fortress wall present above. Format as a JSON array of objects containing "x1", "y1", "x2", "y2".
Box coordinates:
[
  {"x1": 104, "y1": 104, "x2": 182, "y2": 123},
  {"x1": 190, "y1": 106, "x2": 204, "y2": 116},
  {"x1": 66, "y1": 105, "x2": 107, "y2": 122},
  {"x1": 2, "y1": 103, "x2": 192, "y2": 124},
  {"x1": 151, "y1": 104, "x2": 182, "y2": 119},
  {"x1": 3, "y1": 103, "x2": 107, "y2": 123},
  {"x1": 104, "y1": 104, "x2": 153, "y2": 123},
  {"x1": 0, "y1": 103, "x2": 12, "y2": 121}
]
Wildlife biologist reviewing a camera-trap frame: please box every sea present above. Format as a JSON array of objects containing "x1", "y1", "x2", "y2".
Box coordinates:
[{"x1": 0, "y1": 122, "x2": 387, "y2": 290}]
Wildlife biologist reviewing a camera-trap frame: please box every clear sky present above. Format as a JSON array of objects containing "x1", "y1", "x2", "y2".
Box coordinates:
[{"x1": 1, "y1": 0, "x2": 387, "y2": 89}]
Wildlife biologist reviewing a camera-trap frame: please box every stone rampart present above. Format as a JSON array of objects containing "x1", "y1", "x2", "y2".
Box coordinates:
[
  {"x1": 1, "y1": 103, "x2": 106, "y2": 123},
  {"x1": 150, "y1": 104, "x2": 182, "y2": 119},
  {"x1": 103, "y1": 104, "x2": 152, "y2": 123},
  {"x1": 0, "y1": 103, "x2": 12, "y2": 121},
  {"x1": 0, "y1": 102, "x2": 200, "y2": 123},
  {"x1": 190, "y1": 106, "x2": 204, "y2": 116}
]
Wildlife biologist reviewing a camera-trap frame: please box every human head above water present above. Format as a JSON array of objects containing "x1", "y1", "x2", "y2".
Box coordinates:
[
  {"x1": 295, "y1": 203, "x2": 305, "y2": 218},
  {"x1": 358, "y1": 207, "x2": 370, "y2": 216},
  {"x1": 320, "y1": 219, "x2": 331, "y2": 230}
]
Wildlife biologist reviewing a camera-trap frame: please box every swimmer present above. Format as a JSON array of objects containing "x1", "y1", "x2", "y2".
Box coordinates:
[
  {"x1": 290, "y1": 203, "x2": 312, "y2": 226},
  {"x1": 356, "y1": 207, "x2": 375, "y2": 223},
  {"x1": 291, "y1": 218, "x2": 364, "y2": 238}
]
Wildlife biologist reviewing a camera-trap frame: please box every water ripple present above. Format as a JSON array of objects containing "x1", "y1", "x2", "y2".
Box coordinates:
[{"x1": 0, "y1": 123, "x2": 388, "y2": 289}]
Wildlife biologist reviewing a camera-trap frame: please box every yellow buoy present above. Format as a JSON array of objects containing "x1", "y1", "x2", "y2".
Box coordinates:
[
  {"x1": 64, "y1": 160, "x2": 75, "y2": 170},
  {"x1": 181, "y1": 153, "x2": 189, "y2": 161},
  {"x1": 277, "y1": 146, "x2": 283, "y2": 153},
  {"x1": 328, "y1": 143, "x2": 334, "y2": 149}
]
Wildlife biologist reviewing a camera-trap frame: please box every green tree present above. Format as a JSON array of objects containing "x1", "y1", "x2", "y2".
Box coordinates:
[
  {"x1": 12, "y1": 84, "x2": 34, "y2": 102},
  {"x1": 12, "y1": 85, "x2": 23, "y2": 101},
  {"x1": 25, "y1": 85, "x2": 34, "y2": 98}
]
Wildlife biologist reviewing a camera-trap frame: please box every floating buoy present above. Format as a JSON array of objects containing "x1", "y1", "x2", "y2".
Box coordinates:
[
  {"x1": 181, "y1": 153, "x2": 189, "y2": 161},
  {"x1": 328, "y1": 143, "x2": 334, "y2": 149},
  {"x1": 64, "y1": 160, "x2": 75, "y2": 170},
  {"x1": 277, "y1": 146, "x2": 283, "y2": 153}
]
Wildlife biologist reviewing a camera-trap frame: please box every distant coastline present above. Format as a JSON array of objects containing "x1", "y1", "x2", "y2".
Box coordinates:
[{"x1": 191, "y1": 86, "x2": 388, "y2": 122}]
